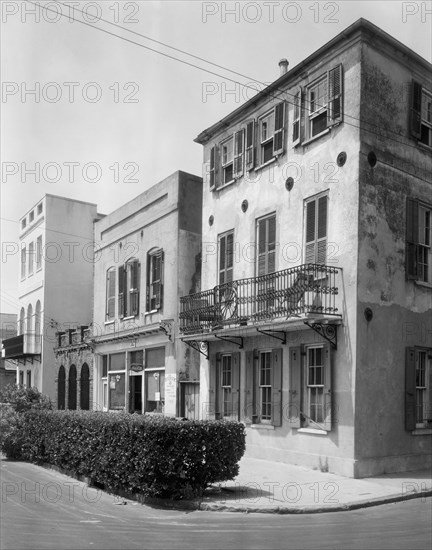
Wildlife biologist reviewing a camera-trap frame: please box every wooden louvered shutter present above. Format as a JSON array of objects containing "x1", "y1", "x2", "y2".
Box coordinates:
[
  {"x1": 317, "y1": 196, "x2": 328, "y2": 265},
  {"x1": 272, "y1": 348, "x2": 283, "y2": 427},
  {"x1": 245, "y1": 121, "x2": 255, "y2": 170},
  {"x1": 292, "y1": 91, "x2": 301, "y2": 146},
  {"x1": 257, "y1": 216, "x2": 276, "y2": 276},
  {"x1": 289, "y1": 347, "x2": 301, "y2": 428},
  {"x1": 131, "y1": 261, "x2": 140, "y2": 316},
  {"x1": 154, "y1": 251, "x2": 164, "y2": 310},
  {"x1": 244, "y1": 350, "x2": 255, "y2": 424},
  {"x1": 273, "y1": 102, "x2": 285, "y2": 155},
  {"x1": 322, "y1": 346, "x2": 332, "y2": 431},
  {"x1": 305, "y1": 196, "x2": 327, "y2": 264},
  {"x1": 410, "y1": 81, "x2": 422, "y2": 140},
  {"x1": 209, "y1": 146, "x2": 216, "y2": 189},
  {"x1": 233, "y1": 130, "x2": 244, "y2": 178},
  {"x1": 328, "y1": 65, "x2": 343, "y2": 124},
  {"x1": 305, "y1": 200, "x2": 316, "y2": 264},
  {"x1": 106, "y1": 269, "x2": 116, "y2": 319},
  {"x1": 405, "y1": 347, "x2": 417, "y2": 431},
  {"x1": 118, "y1": 266, "x2": 125, "y2": 318},
  {"x1": 209, "y1": 353, "x2": 219, "y2": 419},
  {"x1": 406, "y1": 198, "x2": 419, "y2": 280},
  {"x1": 231, "y1": 352, "x2": 240, "y2": 420}
]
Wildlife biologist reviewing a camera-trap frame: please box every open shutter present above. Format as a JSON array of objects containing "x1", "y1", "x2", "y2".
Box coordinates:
[
  {"x1": 273, "y1": 101, "x2": 285, "y2": 156},
  {"x1": 209, "y1": 146, "x2": 216, "y2": 189},
  {"x1": 233, "y1": 130, "x2": 244, "y2": 178},
  {"x1": 410, "y1": 81, "x2": 422, "y2": 140},
  {"x1": 405, "y1": 347, "x2": 417, "y2": 431},
  {"x1": 130, "y1": 261, "x2": 140, "y2": 316},
  {"x1": 292, "y1": 91, "x2": 301, "y2": 146},
  {"x1": 322, "y1": 346, "x2": 332, "y2": 431},
  {"x1": 106, "y1": 269, "x2": 116, "y2": 319},
  {"x1": 272, "y1": 349, "x2": 283, "y2": 427},
  {"x1": 118, "y1": 266, "x2": 125, "y2": 318},
  {"x1": 209, "y1": 353, "x2": 219, "y2": 419},
  {"x1": 305, "y1": 200, "x2": 316, "y2": 264},
  {"x1": 244, "y1": 350, "x2": 254, "y2": 424},
  {"x1": 406, "y1": 198, "x2": 419, "y2": 280},
  {"x1": 328, "y1": 65, "x2": 343, "y2": 125},
  {"x1": 157, "y1": 251, "x2": 164, "y2": 309},
  {"x1": 214, "y1": 145, "x2": 220, "y2": 189},
  {"x1": 245, "y1": 121, "x2": 255, "y2": 170},
  {"x1": 317, "y1": 196, "x2": 328, "y2": 264},
  {"x1": 231, "y1": 352, "x2": 240, "y2": 420},
  {"x1": 289, "y1": 347, "x2": 301, "y2": 428},
  {"x1": 146, "y1": 253, "x2": 151, "y2": 311}
]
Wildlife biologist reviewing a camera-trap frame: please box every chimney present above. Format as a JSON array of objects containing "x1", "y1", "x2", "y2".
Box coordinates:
[{"x1": 279, "y1": 58, "x2": 289, "y2": 76}]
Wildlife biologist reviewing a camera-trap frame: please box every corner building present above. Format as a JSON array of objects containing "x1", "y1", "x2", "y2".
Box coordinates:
[{"x1": 179, "y1": 19, "x2": 432, "y2": 477}]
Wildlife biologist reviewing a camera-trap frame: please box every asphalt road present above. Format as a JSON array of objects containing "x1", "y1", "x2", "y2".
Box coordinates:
[{"x1": 1, "y1": 459, "x2": 431, "y2": 550}]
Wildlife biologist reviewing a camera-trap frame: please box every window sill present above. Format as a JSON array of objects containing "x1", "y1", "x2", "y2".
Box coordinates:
[
  {"x1": 251, "y1": 423, "x2": 275, "y2": 430},
  {"x1": 297, "y1": 427, "x2": 328, "y2": 435},
  {"x1": 214, "y1": 179, "x2": 236, "y2": 192},
  {"x1": 104, "y1": 320, "x2": 115, "y2": 325},
  {"x1": 144, "y1": 310, "x2": 158, "y2": 316},
  {"x1": 122, "y1": 315, "x2": 137, "y2": 321},
  {"x1": 254, "y1": 157, "x2": 278, "y2": 172},
  {"x1": 301, "y1": 128, "x2": 330, "y2": 147},
  {"x1": 415, "y1": 280, "x2": 432, "y2": 289},
  {"x1": 412, "y1": 428, "x2": 432, "y2": 435}
]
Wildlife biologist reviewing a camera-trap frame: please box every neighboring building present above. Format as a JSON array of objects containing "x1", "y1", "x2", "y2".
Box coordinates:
[
  {"x1": 179, "y1": 19, "x2": 432, "y2": 477},
  {"x1": 0, "y1": 313, "x2": 17, "y2": 390},
  {"x1": 87, "y1": 171, "x2": 202, "y2": 416},
  {"x1": 2, "y1": 195, "x2": 101, "y2": 402}
]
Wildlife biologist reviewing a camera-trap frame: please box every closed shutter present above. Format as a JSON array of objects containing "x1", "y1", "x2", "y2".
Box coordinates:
[
  {"x1": 157, "y1": 251, "x2": 164, "y2": 309},
  {"x1": 328, "y1": 65, "x2": 343, "y2": 124},
  {"x1": 406, "y1": 198, "x2": 419, "y2": 280},
  {"x1": 322, "y1": 346, "x2": 332, "y2": 431},
  {"x1": 118, "y1": 266, "x2": 125, "y2": 318},
  {"x1": 273, "y1": 102, "x2": 285, "y2": 155},
  {"x1": 209, "y1": 353, "x2": 219, "y2": 419},
  {"x1": 245, "y1": 121, "x2": 255, "y2": 170},
  {"x1": 209, "y1": 146, "x2": 215, "y2": 189},
  {"x1": 317, "y1": 196, "x2": 328, "y2": 264},
  {"x1": 214, "y1": 145, "x2": 220, "y2": 189},
  {"x1": 405, "y1": 347, "x2": 417, "y2": 431},
  {"x1": 289, "y1": 347, "x2": 301, "y2": 428},
  {"x1": 130, "y1": 261, "x2": 140, "y2": 316},
  {"x1": 219, "y1": 232, "x2": 234, "y2": 284},
  {"x1": 305, "y1": 200, "x2": 316, "y2": 264},
  {"x1": 233, "y1": 130, "x2": 244, "y2": 178},
  {"x1": 257, "y1": 215, "x2": 276, "y2": 275},
  {"x1": 231, "y1": 352, "x2": 240, "y2": 420},
  {"x1": 305, "y1": 196, "x2": 327, "y2": 264},
  {"x1": 292, "y1": 91, "x2": 301, "y2": 146},
  {"x1": 244, "y1": 350, "x2": 255, "y2": 423},
  {"x1": 410, "y1": 81, "x2": 422, "y2": 140},
  {"x1": 106, "y1": 269, "x2": 116, "y2": 319},
  {"x1": 272, "y1": 349, "x2": 283, "y2": 427}
]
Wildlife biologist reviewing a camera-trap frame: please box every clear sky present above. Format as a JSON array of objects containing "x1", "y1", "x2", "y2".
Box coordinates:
[{"x1": 1, "y1": 0, "x2": 431, "y2": 313}]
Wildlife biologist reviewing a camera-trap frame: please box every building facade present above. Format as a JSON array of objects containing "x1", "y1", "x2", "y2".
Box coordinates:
[
  {"x1": 179, "y1": 19, "x2": 432, "y2": 477},
  {"x1": 90, "y1": 171, "x2": 202, "y2": 416},
  {"x1": 2, "y1": 195, "x2": 101, "y2": 402},
  {"x1": 0, "y1": 313, "x2": 17, "y2": 390}
]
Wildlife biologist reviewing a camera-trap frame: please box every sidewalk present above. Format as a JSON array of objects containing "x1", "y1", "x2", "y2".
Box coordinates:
[{"x1": 189, "y1": 456, "x2": 432, "y2": 513}]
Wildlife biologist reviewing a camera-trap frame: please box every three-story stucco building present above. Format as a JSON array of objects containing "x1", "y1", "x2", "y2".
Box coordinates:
[{"x1": 179, "y1": 19, "x2": 431, "y2": 477}]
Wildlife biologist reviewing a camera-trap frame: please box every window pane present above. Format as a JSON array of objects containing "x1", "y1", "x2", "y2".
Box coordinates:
[
  {"x1": 110, "y1": 353, "x2": 125, "y2": 371},
  {"x1": 146, "y1": 347, "x2": 165, "y2": 369}
]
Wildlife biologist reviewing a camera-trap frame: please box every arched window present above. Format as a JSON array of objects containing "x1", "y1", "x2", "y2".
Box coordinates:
[
  {"x1": 68, "y1": 365, "x2": 77, "y2": 410},
  {"x1": 35, "y1": 301, "x2": 41, "y2": 336},
  {"x1": 27, "y1": 304, "x2": 33, "y2": 334},
  {"x1": 58, "y1": 366, "x2": 66, "y2": 410},
  {"x1": 19, "y1": 308, "x2": 25, "y2": 335},
  {"x1": 80, "y1": 363, "x2": 90, "y2": 410}
]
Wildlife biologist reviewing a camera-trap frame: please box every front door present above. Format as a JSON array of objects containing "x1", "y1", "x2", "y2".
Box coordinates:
[{"x1": 129, "y1": 374, "x2": 143, "y2": 413}]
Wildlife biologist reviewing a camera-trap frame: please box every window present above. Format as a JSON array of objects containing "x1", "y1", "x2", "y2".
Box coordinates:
[
  {"x1": 106, "y1": 267, "x2": 116, "y2": 320},
  {"x1": 245, "y1": 121, "x2": 255, "y2": 170},
  {"x1": 21, "y1": 246, "x2": 26, "y2": 279},
  {"x1": 406, "y1": 198, "x2": 432, "y2": 283},
  {"x1": 108, "y1": 353, "x2": 126, "y2": 411},
  {"x1": 19, "y1": 371, "x2": 24, "y2": 386},
  {"x1": 36, "y1": 236, "x2": 42, "y2": 270},
  {"x1": 300, "y1": 65, "x2": 343, "y2": 141},
  {"x1": 28, "y1": 242, "x2": 34, "y2": 275},
  {"x1": 26, "y1": 370, "x2": 31, "y2": 388},
  {"x1": 145, "y1": 347, "x2": 165, "y2": 413},
  {"x1": 21, "y1": 218, "x2": 26, "y2": 230},
  {"x1": 304, "y1": 194, "x2": 328, "y2": 264},
  {"x1": 37, "y1": 203, "x2": 43, "y2": 215},
  {"x1": 209, "y1": 145, "x2": 218, "y2": 189},
  {"x1": 259, "y1": 102, "x2": 285, "y2": 164},
  {"x1": 29, "y1": 211, "x2": 34, "y2": 223},
  {"x1": 244, "y1": 349, "x2": 282, "y2": 426},
  {"x1": 118, "y1": 259, "x2": 140, "y2": 318},
  {"x1": 256, "y1": 214, "x2": 276, "y2": 312},
  {"x1": 221, "y1": 136, "x2": 234, "y2": 184},
  {"x1": 289, "y1": 345, "x2": 332, "y2": 431},
  {"x1": 146, "y1": 250, "x2": 164, "y2": 312},
  {"x1": 218, "y1": 231, "x2": 234, "y2": 284},
  {"x1": 406, "y1": 347, "x2": 432, "y2": 430},
  {"x1": 210, "y1": 353, "x2": 240, "y2": 420},
  {"x1": 233, "y1": 130, "x2": 244, "y2": 178},
  {"x1": 410, "y1": 82, "x2": 432, "y2": 147}
]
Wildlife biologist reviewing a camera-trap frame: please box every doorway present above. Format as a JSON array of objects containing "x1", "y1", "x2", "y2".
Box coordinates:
[{"x1": 129, "y1": 374, "x2": 142, "y2": 413}]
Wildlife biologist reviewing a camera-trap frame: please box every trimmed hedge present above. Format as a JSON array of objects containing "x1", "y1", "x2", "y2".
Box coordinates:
[{"x1": 7, "y1": 410, "x2": 245, "y2": 499}]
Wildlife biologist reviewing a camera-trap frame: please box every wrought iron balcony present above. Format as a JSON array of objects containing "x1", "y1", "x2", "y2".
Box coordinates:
[{"x1": 179, "y1": 264, "x2": 342, "y2": 336}]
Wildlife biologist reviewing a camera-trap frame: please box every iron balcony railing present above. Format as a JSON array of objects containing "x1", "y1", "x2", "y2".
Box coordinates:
[{"x1": 179, "y1": 264, "x2": 342, "y2": 335}]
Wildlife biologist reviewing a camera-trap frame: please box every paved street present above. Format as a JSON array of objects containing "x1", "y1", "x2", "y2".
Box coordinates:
[{"x1": 1, "y1": 459, "x2": 431, "y2": 550}]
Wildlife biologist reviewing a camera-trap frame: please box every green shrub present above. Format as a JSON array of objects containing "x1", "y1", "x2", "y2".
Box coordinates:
[
  {"x1": 0, "y1": 385, "x2": 53, "y2": 459},
  {"x1": 11, "y1": 410, "x2": 246, "y2": 499}
]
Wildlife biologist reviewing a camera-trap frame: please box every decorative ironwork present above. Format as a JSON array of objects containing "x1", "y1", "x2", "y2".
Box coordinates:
[
  {"x1": 256, "y1": 328, "x2": 286, "y2": 344},
  {"x1": 304, "y1": 321, "x2": 338, "y2": 349},
  {"x1": 160, "y1": 319, "x2": 175, "y2": 341},
  {"x1": 182, "y1": 339, "x2": 209, "y2": 359},
  {"x1": 214, "y1": 334, "x2": 243, "y2": 349},
  {"x1": 180, "y1": 264, "x2": 342, "y2": 336}
]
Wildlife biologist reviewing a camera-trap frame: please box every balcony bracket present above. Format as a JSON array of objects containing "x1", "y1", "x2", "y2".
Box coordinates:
[
  {"x1": 256, "y1": 328, "x2": 286, "y2": 344},
  {"x1": 182, "y1": 339, "x2": 209, "y2": 360},
  {"x1": 214, "y1": 334, "x2": 244, "y2": 349},
  {"x1": 304, "y1": 322, "x2": 337, "y2": 350}
]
